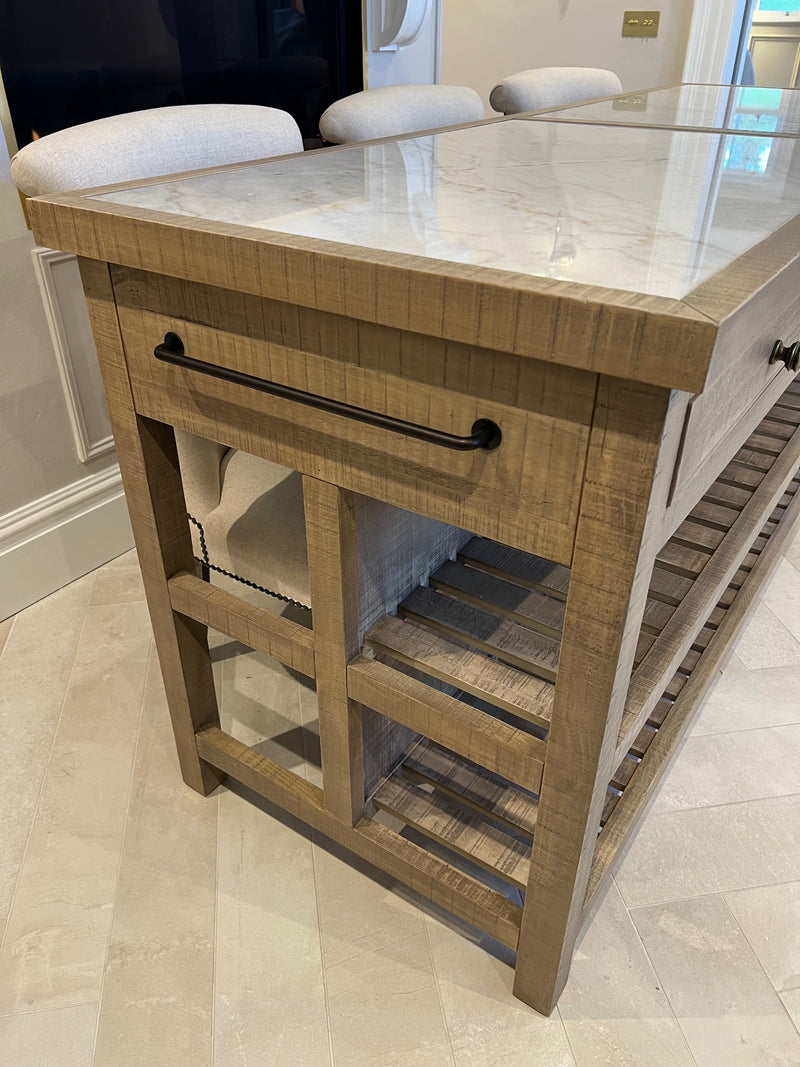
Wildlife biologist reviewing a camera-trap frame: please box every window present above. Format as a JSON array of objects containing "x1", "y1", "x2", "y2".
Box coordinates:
[{"x1": 756, "y1": 1, "x2": 800, "y2": 12}]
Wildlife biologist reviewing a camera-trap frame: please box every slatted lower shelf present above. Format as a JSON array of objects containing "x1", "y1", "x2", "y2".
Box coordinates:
[
  {"x1": 373, "y1": 748, "x2": 532, "y2": 891},
  {"x1": 366, "y1": 382, "x2": 800, "y2": 900}
]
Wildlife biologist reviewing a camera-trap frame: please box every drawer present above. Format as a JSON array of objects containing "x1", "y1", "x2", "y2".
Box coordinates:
[
  {"x1": 112, "y1": 271, "x2": 597, "y2": 566},
  {"x1": 664, "y1": 260, "x2": 800, "y2": 527}
]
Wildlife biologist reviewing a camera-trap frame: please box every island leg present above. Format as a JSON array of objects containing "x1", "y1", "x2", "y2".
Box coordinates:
[
  {"x1": 77, "y1": 257, "x2": 224, "y2": 796},
  {"x1": 303, "y1": 476, "x2": 366, "y2": 825},
  {"x1": 514, "y1": 376, "x2": 674, "y2": 1013}
]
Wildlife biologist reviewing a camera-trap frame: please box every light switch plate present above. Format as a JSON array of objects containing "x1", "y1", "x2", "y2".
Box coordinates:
[
  {"x1": 612, "y1": 94, "x2": 649, "y2": 111},
  {"x1": 622, "y1": 11, "x2": 660, "y2": 37}
]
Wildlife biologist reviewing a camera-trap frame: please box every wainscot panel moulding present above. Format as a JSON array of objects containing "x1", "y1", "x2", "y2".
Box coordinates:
[{"x1": 31, "y1": 247, "x2": 115, "y2": 463}]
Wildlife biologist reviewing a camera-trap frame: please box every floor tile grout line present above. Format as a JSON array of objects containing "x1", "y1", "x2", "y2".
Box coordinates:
[
  {"x1": 687, "y1": 723, "x2": 800, "y2": 737},
  {"x1": 622, "y1": 876, "x2": 800, "y2": 914},
  {"x1": 653, "y1": 786, "x2": 800, "y2": 818},
  {"x1": 0, "y1": 614, "x2": 16, "y2": 662},
  {"x1": 210, "y1": 626, "x2": 228, "y2": 1067},
  {"x1": 0, "y1": 999, "x2": 100, "y2": 1021},
  {"x1": 210, "y1": 774, "x2": 220, "y2": 1067},
  {"x1": 309, "y1": 830, "x2": 337, "y2": 1067},
  {"x1": 632, "y1": 790, "x2": 800, "y2": 820},
  {"x1": 721, "y1": 893, "x2": 800, "y2": 1040},
  {"x1": 691, "y1": 722, "x2": 800, "y2": 738},
  {"x1": 732, "y1": 655, "x2": 800, "y2": 673},
  {"x1": 91, "y1": 636, "x2": 154, "y2": 1065},
  {"x1": 780, "y1": 992, "x2": 800, "y2": 1041},
  {"x1": 616, "y1": 877, "x2": 701, "y2": 1067},
  {"x1": 553, "y1": 1004, "x2": 581, "y2": 1067},
  {"x1": 0, "y1": 574, "x2": 97, "y2": 964},
  {"x1": 419, "y1": 902, "x2": 457, "y2": 1066}
]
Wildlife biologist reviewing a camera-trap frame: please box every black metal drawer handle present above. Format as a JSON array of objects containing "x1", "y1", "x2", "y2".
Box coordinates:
[
  {"x1": 770, "y1": 339, "x2": 800, "y2": 372},
  {"x1": 154, "y1": 332, "x2": 502, "y2": 452}
]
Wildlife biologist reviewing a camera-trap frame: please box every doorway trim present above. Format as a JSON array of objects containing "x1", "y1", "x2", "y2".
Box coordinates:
[{"x1": 683, "y1": 0, "x2": 753, "y2": 83}]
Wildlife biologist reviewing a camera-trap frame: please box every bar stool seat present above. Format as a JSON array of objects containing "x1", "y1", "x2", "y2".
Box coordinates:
[
  {"x1": 319, "y1": 83, "x2": 484, "y2": 144},
  {"x1": 490, "y1": 67, "x2": 622, "y2": 116}
]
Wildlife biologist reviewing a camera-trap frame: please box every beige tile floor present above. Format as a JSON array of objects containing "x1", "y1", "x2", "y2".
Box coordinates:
[{"x1": 2, "y1": 536, "x2": 800, "y2": 1067}]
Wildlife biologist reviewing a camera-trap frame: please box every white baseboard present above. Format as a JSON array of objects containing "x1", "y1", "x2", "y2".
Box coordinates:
[{"x1": 0, "y1": 466, "x2": 134, "y2": 620}]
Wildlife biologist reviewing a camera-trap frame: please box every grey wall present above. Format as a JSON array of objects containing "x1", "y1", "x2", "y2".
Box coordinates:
[
  {"x1": 441, "y1": 0, "x2": 695, "y2": 110},
  {"x1": 0, "y1": 148, "x2": 117, "y2": 517}
]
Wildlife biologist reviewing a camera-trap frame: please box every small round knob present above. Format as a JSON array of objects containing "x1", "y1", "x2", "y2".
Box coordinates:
[{"x1": 770, "y1": 339, "x2": 800, "y2": 372}]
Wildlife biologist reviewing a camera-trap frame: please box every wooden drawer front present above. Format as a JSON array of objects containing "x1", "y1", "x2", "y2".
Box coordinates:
[
  {"x1": 666, "y1": 262, "x2": 800, "y2": 528},
  {"x1": 116, "y1": 305, "x2": 595, "y2": 566}
]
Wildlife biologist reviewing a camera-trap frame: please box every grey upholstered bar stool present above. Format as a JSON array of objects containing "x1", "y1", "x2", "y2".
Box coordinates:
[
  {"x1": 10, "y1": 103, "x2": 316, "y2": 607},
  {"x1": 10, "y1": 103, "x2": 303, "y2": 196},
  {"x1": 319, "y1": 83, "x2": 484, "y2": 144},
  {"x1": 489, "y1": 67, "x2": 622, "y2": 116}
]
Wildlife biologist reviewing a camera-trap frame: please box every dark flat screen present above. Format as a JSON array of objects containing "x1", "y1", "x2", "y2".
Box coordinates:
[{"x1": 0, "y1": 0, "x2": 362, "y2": 147}]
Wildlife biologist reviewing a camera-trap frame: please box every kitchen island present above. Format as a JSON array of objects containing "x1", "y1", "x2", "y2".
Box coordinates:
[{"x1": 27, "y1": 87, "x2": 800, "y2": 1013}]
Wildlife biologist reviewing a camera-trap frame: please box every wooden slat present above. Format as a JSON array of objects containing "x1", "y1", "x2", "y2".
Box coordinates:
[
  {"x1": 749, "y1": 534, "x2": 772, "y2": 556},
  {"x1": 718, "y1": 583, "x2": 740, "y2": 609},
  {"x1": 669, "y1": 520, "x2": 724, "y2": 554},
  {"x1": 458, "y1": 537, "x2": 570, "y2": 601},
  {"x1": 641, "y1": 598, "x2": 676, "y2": 633},
  {"x1": 693, "y1": 624, "x2": 717, "y2": 651},
  {"x1": 759, "y1": 417, "x2": 796, "y2": 441},
  {"x1": 654, "y1": 541, "x2": 710, "y2": 579},
  {"x1": 430, "y1": 560, "x2": 565, "y2": 637},
  {"x1": 628, "y1": 725, "x2": 658, "y2": 760},
  {"x1": 687, "y1": 498, "x2": 741, "y2": 531},
  {"x1": 756, "y1": 409, "x2": 800, "y2": 429},
  {"x1": 399, "y1": 586, "x2": 560, "y2": 682},
  {"x1": 647, "y1": 566, "x2": 694, "y2": 605},
  {"x1": 647, "y1": 698, "x2": 673, "y2": 728},
  {"x1": 746, "y1": 431, "x2": 785, "y2": 456},
  {"x1": 609, "y1": 753, "x2": 640, "y2": 793},
  {"x1": 168, "y1": 571, "x2": 315, "y2": 678},
  {"x1": 635, "y1": 630, "x2": 656, "y2": 664},
  {"x1": 194, "y1": 725, "x2": 522, "y2": 948},
  {"x1": 770, "y1": 503, "x2": 788, "y2": 524},
  {"x1": 365, "y1": 615, "x2": 554, "y2": 729},
  {"x1": 585, "y1": 472, "x2": 800, "y2": 918},
  {"x1": 731, "y1": 445, "x2": 776, "y2": 472},
  {"x1": 774, "y1": 395, "x2": 800, "y2": 416},
  {"x1": 347, "y1": 655, "x2": 546, "y2": 791},
  {"x1": 702, "y1": 481, "x2": 750, "y2": 510},
  {"x1": 715, "y1": 461, "x2": 764, "y2": 491},
  {"x1": 662, "y1": 673, "x2": 688, "y2": 702},
  {"x1": 618, "y1": 420, "x2": 800, "y2": 759},
  {"x1": 372, "y1": 776, "x2": 531, "y2": 890},
  {"x1": 601, "y1": 789, "x2": 622, "y2": 827},
  {"x1": 403, "y1": 742, "x2": 539, "y2": 837},
  {"x1": 739, "y1": 549, "x2": 761, "y2": 574}
]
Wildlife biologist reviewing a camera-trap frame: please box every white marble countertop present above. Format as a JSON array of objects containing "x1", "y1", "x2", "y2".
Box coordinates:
[
  {"x1": 527, "y1": 84, "x2": 800, "y2": 138},
  {"x1": 92, "y1": 115, "x2": 800, "y2": 302}
]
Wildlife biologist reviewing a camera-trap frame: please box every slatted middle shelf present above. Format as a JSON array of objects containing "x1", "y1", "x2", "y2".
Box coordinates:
[
  {"x1": 361, "y1": 383, "x2": 800, "y2": 902},
  {"x1": 599, "y1": 381, "x2": 800, "y2": 855}
]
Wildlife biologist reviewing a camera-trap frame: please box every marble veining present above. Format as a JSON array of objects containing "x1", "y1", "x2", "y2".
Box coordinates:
[{"x1": 92, "y1": 118, "x2": 800, "y2": 301}]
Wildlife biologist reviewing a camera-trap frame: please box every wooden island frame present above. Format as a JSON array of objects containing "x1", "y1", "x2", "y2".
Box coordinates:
[{"x1": 26, "y1": 103, "x2": 800, "y2": 1013}]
